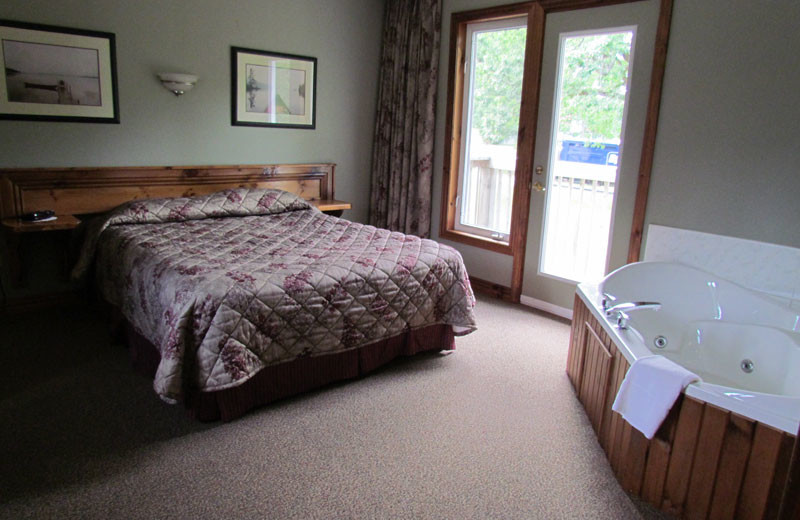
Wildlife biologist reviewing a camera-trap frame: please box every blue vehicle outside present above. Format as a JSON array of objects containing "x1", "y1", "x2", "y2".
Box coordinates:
[{"x1": 559, "y1": 140, "x2": 619, "y2": 166}]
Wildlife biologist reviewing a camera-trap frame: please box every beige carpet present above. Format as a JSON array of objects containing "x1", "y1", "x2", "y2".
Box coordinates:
[{"x1": 1, "y1": 295, "x2": 667, "y2": 519}]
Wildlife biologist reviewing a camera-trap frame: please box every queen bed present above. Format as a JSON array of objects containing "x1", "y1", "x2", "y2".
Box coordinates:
[{"x1": 1, "y1": 163, "x2": 476, "y2": 421}]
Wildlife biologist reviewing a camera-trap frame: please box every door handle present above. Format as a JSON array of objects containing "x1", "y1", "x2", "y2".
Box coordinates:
[{"x1": 531, "y1": 181, "x2": 546, "y2": 192}]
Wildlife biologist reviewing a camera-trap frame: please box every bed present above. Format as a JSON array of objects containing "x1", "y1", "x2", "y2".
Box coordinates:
[{"x1": 1, "y1": 163, "x2": 477, "y2": 421}]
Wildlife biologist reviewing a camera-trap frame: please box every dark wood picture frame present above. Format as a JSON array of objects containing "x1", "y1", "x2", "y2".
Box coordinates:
[
  {"x1": 0, "y1": 19, "x2": 119, "y2": 124},
  {"x1": 230, "y1": 46, "x2": 316, "y2": 129}
]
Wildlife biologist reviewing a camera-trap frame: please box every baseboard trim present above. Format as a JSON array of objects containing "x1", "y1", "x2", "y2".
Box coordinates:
[
  {"x1": 468, "y1": 277, "x2": 574, "y2": 320},
  {"x1": 520, "y1": 295, "x2": 573, "y2": 320},
  {"x1": 468, "y1": 276, "x2": 513, "y2": 301}
]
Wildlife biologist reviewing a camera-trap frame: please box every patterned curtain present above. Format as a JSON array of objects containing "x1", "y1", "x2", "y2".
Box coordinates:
[{"x1": 369, "y1": 0, "x2": 442, "y2": 237}]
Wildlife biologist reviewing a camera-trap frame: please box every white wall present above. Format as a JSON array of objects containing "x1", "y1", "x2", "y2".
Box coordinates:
[{"x1": 0, "y1": 0, "x2": 385, "y2": 225}]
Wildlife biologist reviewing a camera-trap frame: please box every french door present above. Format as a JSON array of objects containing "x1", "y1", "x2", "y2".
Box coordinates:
[{"x1": 521, "y1": 1, "x2": 661, "y2": 314}]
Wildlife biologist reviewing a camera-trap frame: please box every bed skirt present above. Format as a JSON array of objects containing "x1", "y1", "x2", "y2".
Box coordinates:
[{"x1": 122, "y1": 320, "x2": 455, "y2": 422}]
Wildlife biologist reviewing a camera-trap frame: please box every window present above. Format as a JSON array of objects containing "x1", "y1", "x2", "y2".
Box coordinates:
[
  {"x1": 454, "y1": 17, "x2": 527, "y2": 243},
  {"x1": 440, "y1": 6, "x2": 537, "y2": 256}
]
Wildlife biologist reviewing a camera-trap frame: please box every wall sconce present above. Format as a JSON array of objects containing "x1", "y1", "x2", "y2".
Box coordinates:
[{"x1": 157, "y1": 72, "x2": 198, "y2": 96}]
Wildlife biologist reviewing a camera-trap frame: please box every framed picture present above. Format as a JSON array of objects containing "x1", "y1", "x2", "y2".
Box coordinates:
[
  {"x1": 231, "y1": 46, "x2": 316, "y2": 129},
  {"x1": 0, "y1": 19, "x2": 119, "y2": 123}
]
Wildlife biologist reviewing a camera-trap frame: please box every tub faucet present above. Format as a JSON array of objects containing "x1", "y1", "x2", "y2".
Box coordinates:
[
  {"x1": 604, "y1": 301, "x2": 661, "y2": 330},
  {"x1": 600, "y1": 292, "x2": 617, "y2": 311}
]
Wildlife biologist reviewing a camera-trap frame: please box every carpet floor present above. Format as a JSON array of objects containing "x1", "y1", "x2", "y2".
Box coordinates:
[{"x1": 0, "y1": 295, "x2": 668, "y2": 519}]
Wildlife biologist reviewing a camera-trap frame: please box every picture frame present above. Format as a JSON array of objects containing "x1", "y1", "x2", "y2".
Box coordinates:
[
  {"x1": 0, "y1": 19, "x2": 119, "y2": 123},
  {"x1": 231, "y1": 46, "x2": 316, "y2": 129}
]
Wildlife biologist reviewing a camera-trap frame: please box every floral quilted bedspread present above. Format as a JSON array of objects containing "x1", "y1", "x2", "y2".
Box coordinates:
[{"x1": 75, "y1": 188, "x2": 477, "y2": 403}]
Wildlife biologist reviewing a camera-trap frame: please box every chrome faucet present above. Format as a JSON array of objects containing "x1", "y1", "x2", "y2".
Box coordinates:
[
  {"x1": 600, "y1": 292, "x2": 617, "y2": 311},
  {"x1": 604, "y1": 301, "x2": 661, "y2": 329}
]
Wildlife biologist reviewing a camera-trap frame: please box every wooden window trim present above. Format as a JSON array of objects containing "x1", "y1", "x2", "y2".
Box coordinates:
[
  {"x1": 439, "y1": 2, "x2": 538, "y2": 258},
  {"x1": 439, "y1": 228, "x2": 515, "y2": 255},
  {"x1": 440, "y1": 0, "x2": 674, "y2": 301}
]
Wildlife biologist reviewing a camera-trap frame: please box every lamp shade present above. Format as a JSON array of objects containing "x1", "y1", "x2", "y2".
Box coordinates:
[{"x1": 157, "y1": 73, "x2": 198, "y2": 96}]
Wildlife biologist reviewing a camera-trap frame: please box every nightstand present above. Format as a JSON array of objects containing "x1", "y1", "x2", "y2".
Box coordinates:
[
  {"x1": 1, "y1": 214, "x2": 81, "y2": 287},
  {"x1": 2, "y1": 214, "x2": 81, "y2": 233},
  {"x1": 310, "y1": 199, "x2": 352, "y2": 217}
]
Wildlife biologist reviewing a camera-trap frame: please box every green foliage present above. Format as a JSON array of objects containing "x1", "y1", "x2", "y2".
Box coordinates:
[
  {"x1": 558, "y1": 32, "x2": 632, "y2": 142},
  {"x1": 471, "y1": 27, "x2": 526, "y2": 146},
  {"x1": 469, "y1": 28, "x2": 632, "y2": 146}
]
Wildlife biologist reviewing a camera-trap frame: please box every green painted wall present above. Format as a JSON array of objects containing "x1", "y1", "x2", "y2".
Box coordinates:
[
  {"x1": 0, "y1": 0, "x2": 384, "y2": 298},
  {"x1": 644, "y1": 0, "x2": 800, "y2": 250},
  {"x1": 4, "y1": 0, "x2": 799, "y2": 301},
  {"x1": 0, "y1": 0, "x2": 384, "y2": 225},
  {"x1": 431, "y1": 0, "x2": 800, "y2": 292}
]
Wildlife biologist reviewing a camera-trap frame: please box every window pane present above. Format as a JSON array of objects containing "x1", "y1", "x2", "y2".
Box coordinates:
[
  {"x1": 458, "y1": 23, "x2": 526, "y2": 238},
  {"x1": 541, "y1": 30, "x2": 633, "y2": 282}
]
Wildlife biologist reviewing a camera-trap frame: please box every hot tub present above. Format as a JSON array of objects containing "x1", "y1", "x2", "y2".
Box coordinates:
[
  {"x1": 584, "y1": 261, "x2": 800, "y2": 435},
  {"x1": 568, "y1": 261, "x2": 798, "y2": 519}
]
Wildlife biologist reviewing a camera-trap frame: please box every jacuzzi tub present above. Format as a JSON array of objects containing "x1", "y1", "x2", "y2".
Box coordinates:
[{"x1": 578, "y1": 261, "x2": 800, "y2": 435}]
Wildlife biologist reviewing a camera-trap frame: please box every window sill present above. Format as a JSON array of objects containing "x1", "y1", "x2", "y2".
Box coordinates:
[{"x1": 438, "y1": 228, "x2": 513, "y2": 255}]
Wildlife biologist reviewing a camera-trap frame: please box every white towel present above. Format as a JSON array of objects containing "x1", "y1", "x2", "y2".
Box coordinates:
[{"x1": 611, "y1": 355, "x2": 701, "y2": 439}]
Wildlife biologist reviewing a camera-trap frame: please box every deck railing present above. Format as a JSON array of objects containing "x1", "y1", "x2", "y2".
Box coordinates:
[
  {"x1": 463, "y1": 159, "x2": 616, "y2": 281},
  {"x1": 542, "y1": 162, "x2": 616, "y2": 282},
  {"x1": 461, "y1": 159, "x2": 514, "y2": 235}
]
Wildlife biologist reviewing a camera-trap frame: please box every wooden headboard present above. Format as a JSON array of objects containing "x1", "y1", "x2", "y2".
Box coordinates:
[{"x1": 0, "y1": 163, "x2": 336, "y2": 219}]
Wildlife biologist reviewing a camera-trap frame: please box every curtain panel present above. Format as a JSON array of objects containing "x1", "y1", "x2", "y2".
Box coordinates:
[{"x1": 369, "y1": 0, "x2": 442, "y2": 237}]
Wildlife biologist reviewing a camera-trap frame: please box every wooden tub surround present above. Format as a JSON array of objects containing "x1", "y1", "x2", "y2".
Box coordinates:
[{"x1": 567, "y1": 296, "x2": 796, "y2": 520}]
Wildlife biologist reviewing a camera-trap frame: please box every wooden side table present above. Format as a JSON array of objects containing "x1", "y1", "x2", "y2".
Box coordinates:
[
  {"x1": 1, "y1": 214, "x2": 81, "y2": 287},
  {"x1": 310, "y1": 199, "x2": 352, "y2": 217},
  {"x1": 2, "y1": 214, "x2": 81, "y2": 233}
]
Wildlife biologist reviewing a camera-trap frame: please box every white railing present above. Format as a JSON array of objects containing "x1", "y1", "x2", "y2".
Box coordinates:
[
  {"x1": 463, "y1": 159, "x2": 616, "y2": 282},
  {"x1": 461, "y1": 159, "x2": 515, "y2": 235},
  {"x1": 542, "y1": 162, "x2": 616, "y2": 283}
]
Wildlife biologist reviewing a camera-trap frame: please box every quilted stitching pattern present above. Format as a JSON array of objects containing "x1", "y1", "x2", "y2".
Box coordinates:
[
  {"x1": 71, "y1": 188, "x2": 310, "y2": 281},
  {"x1": 88, "y1": 189, "x2": 477, "y2": 403}
]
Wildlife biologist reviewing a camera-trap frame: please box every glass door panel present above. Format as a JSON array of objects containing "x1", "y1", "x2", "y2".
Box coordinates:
[
  {"x1": 521, "y1": 0, "x2": 660, "y2": 313},
  {"x1": 540, "y1": 30, "x2": 634, "y2": 282}
]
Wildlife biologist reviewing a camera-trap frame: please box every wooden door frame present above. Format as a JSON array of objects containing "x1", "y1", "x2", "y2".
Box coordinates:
[
  {"x1": 510, "y1": 0, "x2": 674, "y2": 302},
  {"x1": 440, "y1": 0, "x2": 673, "y2": 302}
]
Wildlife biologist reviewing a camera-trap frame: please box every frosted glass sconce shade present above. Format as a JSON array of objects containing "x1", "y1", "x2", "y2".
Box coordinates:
[{"x1": 157, "y1": 73, "x2": 198, "y2": 96}]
